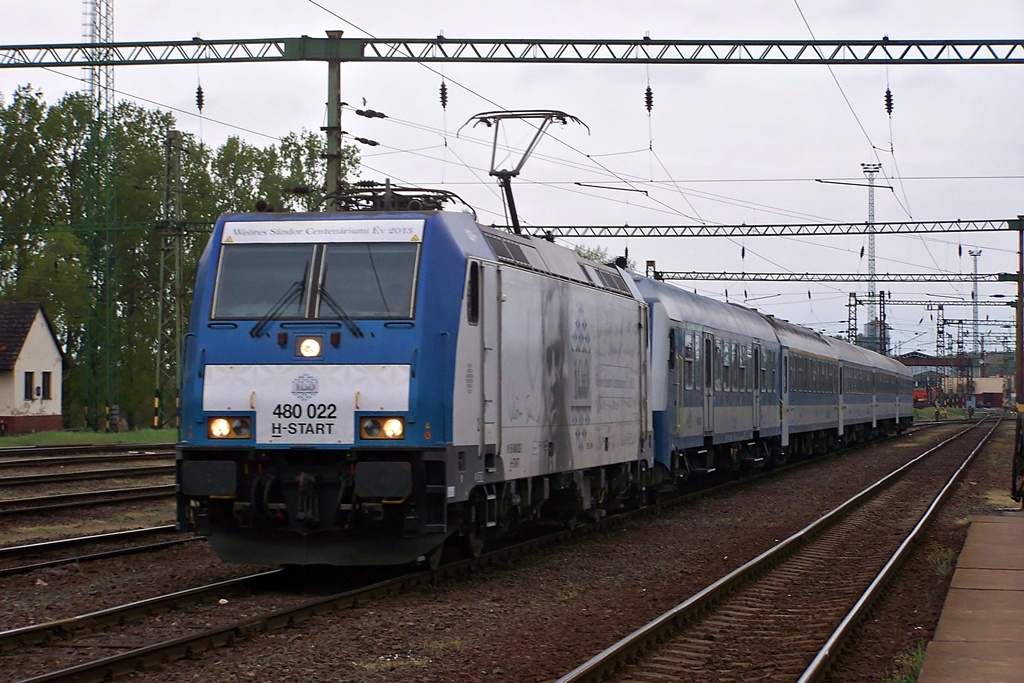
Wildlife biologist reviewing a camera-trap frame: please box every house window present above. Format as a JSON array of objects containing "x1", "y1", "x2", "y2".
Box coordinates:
[
  {"x1": 42, "y1": 372, "x2": 52, "y2": 400},
  {"x1": 24, "y1": 372, "x2": 34, "y2": 401}
]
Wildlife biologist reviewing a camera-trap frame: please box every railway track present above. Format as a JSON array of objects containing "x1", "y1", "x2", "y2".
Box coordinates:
[
  {"x1": 0, "y1": 465, "x2": 174, "y2": 488},
  {"x1": 0, "y1": 451, "x2": 173, "y2": 471},
  {"x1": 0, "y1": 485, "x2": 175, "y2": 517},
  {"x1": 556, "y1": 418, "x2": 998, "y2": 682},
  {"x1": 0, "y1": 443, "x2": 174, "y2": 459},
  {"x1": 1, "y1": 424, "x2": 974, "y2": 682},
  {"x1": 0, "y1": 526, "x2": 196, "y2": 578}
]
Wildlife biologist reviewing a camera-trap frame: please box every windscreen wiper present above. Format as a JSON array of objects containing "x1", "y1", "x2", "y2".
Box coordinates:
[
  {"x1": 318, "y1": 283, "x2": 364, "y2": 338},
  {"x1": 249, "y1": 278, "x2": 306, "y2": 338}
]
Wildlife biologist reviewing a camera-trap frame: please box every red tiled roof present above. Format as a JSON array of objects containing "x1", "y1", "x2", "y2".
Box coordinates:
[{"x1": 0, "y1": 302, "x2": 43, "y2": 370}]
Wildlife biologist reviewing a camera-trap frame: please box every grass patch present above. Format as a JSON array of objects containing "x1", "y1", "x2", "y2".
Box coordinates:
[
  {"x1": 886, "y1": 640, "x2": 927, "y2": 683},
  {"x1": 927, "y1": 547, "x2": 957, "y2": 578},
  {"x1": 913, "y1": 407, "x2": 967, "y2": 422},
  {"x1": 0, "y1": 428, "x2": 176, "y2": 447},
  {"x1": 419, "y1": 635, "x2": 463, "y2": 656}
]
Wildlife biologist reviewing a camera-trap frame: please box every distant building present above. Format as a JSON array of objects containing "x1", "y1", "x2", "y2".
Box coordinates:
[
  {"x1": 860, "y1": 318, "x2": 891, "y2": 354},
  {"x1": 0, "y1": 303, "x2": 64, "y2": 435},
  {"x1": 942, "y1": 375, "x2": 1008, "y2": 409}
]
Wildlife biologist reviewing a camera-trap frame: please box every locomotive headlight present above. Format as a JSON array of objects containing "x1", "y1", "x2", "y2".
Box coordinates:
[
  {"x1": 209, "y1": 418, "x2": 232, "y2": 438},
  {"x1": 360, "y1": 416, "x2": 405, "y2": 440},
  {"x1": 297, "y1": 336, "x2": 323, "y2": 358},
  {"x1": 382, "y1": 418, "x2": 404, "y2": 438},
  {"x1": 207, "y1": 416, "x2": 252, "y2": 439}
]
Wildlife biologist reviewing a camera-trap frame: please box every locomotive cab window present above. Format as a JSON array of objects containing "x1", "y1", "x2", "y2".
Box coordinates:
[
  {"x1": 319, "y1": 242, "x2": 420, "y2": 319},
  {"x1": 213, "y1": 244, "x2": 313, "y2": 319}
]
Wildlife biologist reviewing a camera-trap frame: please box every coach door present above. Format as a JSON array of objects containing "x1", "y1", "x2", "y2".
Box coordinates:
[
  {"x1": 781, "y1": 349, "x2": 790, "y2": 447},
  {"x1": 837, "y1": 364, "x2": 845, "y2": 437},
  {"x1": 703, "y1": 332, "x2": 714, "y2": 435},
  {"x1": 481, "y1": 262, "x2": 501, "y2": 449},
  {"x1": 752, "y1": 343, "x2": 761, "y2": 432}
]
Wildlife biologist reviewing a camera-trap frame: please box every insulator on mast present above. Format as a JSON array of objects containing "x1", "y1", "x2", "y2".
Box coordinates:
[
  {"x1": 884, "y1": 87, "x2": 894, "y2": 116},
  {"x1": 195, "y1": 85, "x2": 205, "y2": 112},
  {"x1": 644, "y1": 85, "x2": 654, "y2": 113},
  {"x1": 440, "y1": 80, "x2": 449, "y2": 110}
]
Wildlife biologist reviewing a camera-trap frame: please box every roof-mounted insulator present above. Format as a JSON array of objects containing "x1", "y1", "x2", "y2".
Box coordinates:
[
  {"x1": 440, "y1": 81, "x2": 449, "y2": 110},
  {"x1": 644, "y1": 85, "x2": 654, "y2": 113}
]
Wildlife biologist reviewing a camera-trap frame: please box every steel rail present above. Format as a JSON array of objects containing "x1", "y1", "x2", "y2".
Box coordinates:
[
  {"x1": 0, "y1": 525, "x2": 176, "y2": 559},
  {"x1": 555, "y1": 421, "x2": 985, "y2": 683},
  {"x1": 0, "y1": 570, "x2": 282, "y2": 654},
  {"x1": 796, "y1": 417, "x2": 1001, "y2": 682},
  {"x1": 0, "y1": 465, "x2": 174, "y2": 487},
  {"x1": 0, "y1": 538, "x2": 199, "y2": 579},
  {"x1": 0, "y1": 485, "x2": 175, "y2": 516},
  {"x1": 0, "y1": 452, "x2": 173, "y2": 469},
  {"x1": 0, "y1": 525, "x2": 191, "y2": 579},
  {"x1": 0, "y1": 444, "x2": 173, "y2": 458},
  {"x1": 6, "y1": 425, "x2": 930, "y2": 682}
]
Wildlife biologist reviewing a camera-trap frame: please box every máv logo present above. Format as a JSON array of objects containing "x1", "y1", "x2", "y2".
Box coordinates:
[{"x1": 291, "y1": 373, "x2": 319, "y2": 401}]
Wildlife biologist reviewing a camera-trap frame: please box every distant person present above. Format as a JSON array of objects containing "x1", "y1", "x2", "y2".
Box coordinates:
[{"x1": 0, "y1": 419, "x2": 6, "y2": 437}]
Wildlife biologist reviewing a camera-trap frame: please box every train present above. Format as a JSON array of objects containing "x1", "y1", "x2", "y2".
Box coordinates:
[{"x1": 175, "y1": 184, "x2": 913, "y2": 567}]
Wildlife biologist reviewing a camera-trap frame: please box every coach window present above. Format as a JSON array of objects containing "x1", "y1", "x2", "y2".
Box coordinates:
[
  {"x1": 738, "y1": 345, "x2": 747, "y2": 392},
  {"x1": 668, "y1": 328, "x2": 676, "y2": 371},
  {"x1": 758, "y1": 349, "x2": 766, "y2": 392},
  {"x1": 467, "y1": 262, "x2": 480, "y2": 325},
  {"x1": 732, "y1": 343, "x2": 740, "y2": 391},
  {"x1": 715, "y1": 339, "x2": 723, "y2": 391},
  {"x1": 684, "y1": 332, "x2": 695, "y2": 389},
  {"x1": 721, "y1": 341, "x2": 730, "y2": 391}
]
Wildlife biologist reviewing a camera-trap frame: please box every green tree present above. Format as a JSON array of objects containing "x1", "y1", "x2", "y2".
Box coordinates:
[
  {"x1": 575, "y1": 243, "x2": 636, "y2": 270},
  {"x1": 0, "y1": 85, "x2": 360, "y2": 430}
]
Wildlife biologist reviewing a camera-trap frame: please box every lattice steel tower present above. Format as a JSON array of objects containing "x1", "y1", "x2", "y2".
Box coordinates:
[
  {"x1": 969, "y1": 249, "x2": 982, "y2": 355},
  {"x1": 82, "y1": 0, "x2": 119, "y2": 429}
]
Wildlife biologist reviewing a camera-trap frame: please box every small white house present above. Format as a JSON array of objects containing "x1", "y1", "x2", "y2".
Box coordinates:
[{"x1": 0, "y1": 302, "x2": 64, "y2": 436}]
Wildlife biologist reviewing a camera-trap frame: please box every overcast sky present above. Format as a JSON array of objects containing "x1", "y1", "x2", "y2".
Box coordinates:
[{"x1": 2, "y1": 1, "x2": 1023, "y2": 357}]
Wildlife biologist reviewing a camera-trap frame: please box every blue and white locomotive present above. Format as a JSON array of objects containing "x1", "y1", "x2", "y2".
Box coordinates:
[{"x1": 175, "y1": 186, "x2": 912, "y2": 567}]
